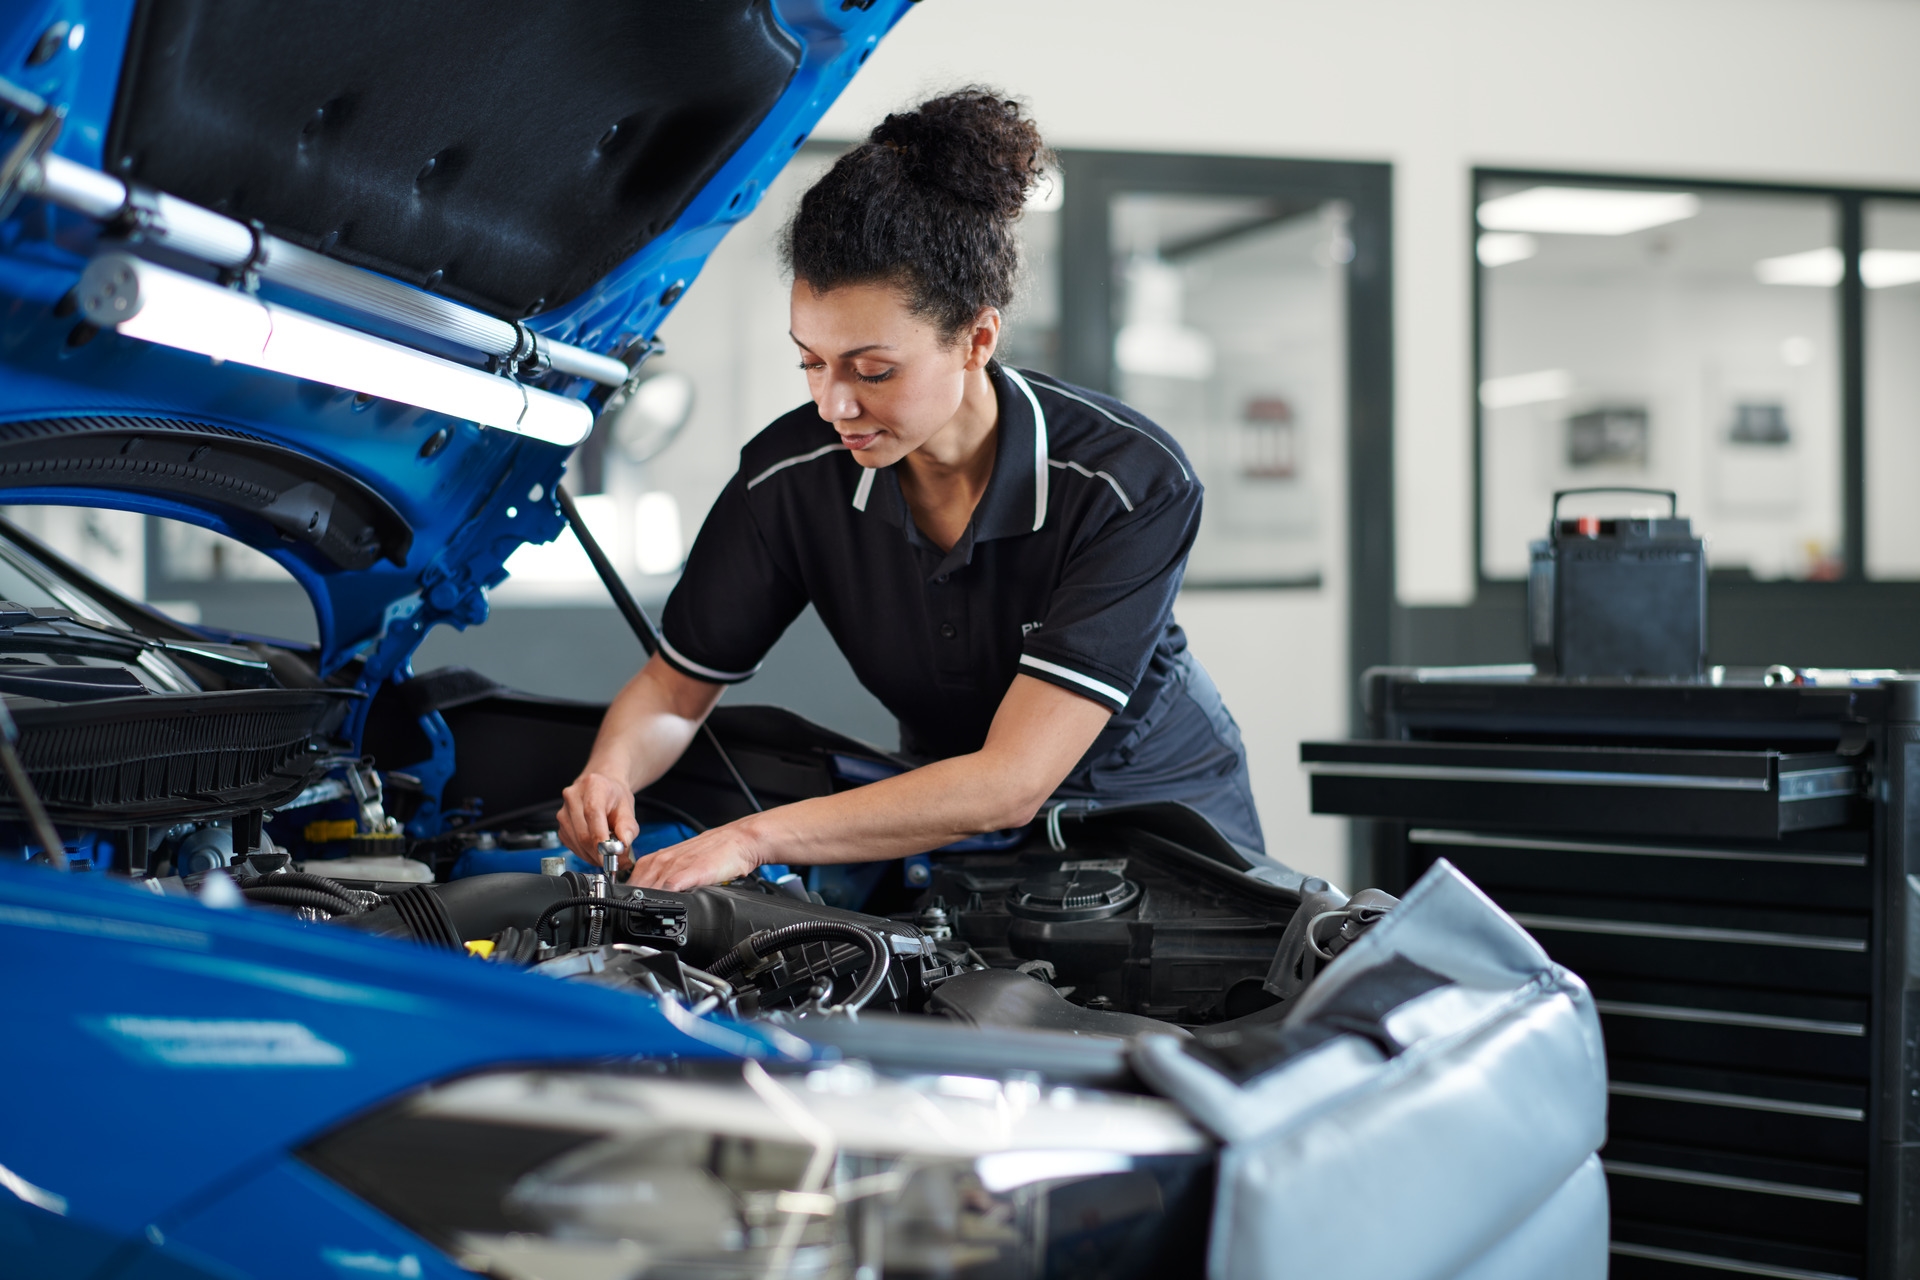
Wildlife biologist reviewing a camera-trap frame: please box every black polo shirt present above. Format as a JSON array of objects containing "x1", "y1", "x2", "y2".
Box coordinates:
[{"x1": 658, "y1": 364, "x2": 1207, "y2": 774}]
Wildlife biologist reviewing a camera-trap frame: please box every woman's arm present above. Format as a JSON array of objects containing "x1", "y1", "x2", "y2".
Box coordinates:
[
  {"x1": 557, "y1": 653, "x2": 725, "y2": 857},
  {"x1": 624, "y1": 674, "x2": 1112, "y2": 891}
]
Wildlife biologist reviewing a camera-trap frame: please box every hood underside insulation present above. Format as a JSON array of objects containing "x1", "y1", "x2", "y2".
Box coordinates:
[{"x1": 106, "y1": 0, "x2": 803, "y2": 318}]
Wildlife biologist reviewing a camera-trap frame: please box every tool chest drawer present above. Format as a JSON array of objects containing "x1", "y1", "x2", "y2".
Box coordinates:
[
  {"x1": 1322, "y1": 670, "x2": 1917, "y2": 1278},
  {"x1": 1301, "y1": 739, "x2": 1862, "y2": 838},
  {"x1": 1399, "y1": 824, "x2": 1878, "y2": 1280}
]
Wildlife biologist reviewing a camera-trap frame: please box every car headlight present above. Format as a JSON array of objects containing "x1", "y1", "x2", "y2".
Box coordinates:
[{"x1": 302, "y1": 1061, "x2": 1214, "y2": 1280}]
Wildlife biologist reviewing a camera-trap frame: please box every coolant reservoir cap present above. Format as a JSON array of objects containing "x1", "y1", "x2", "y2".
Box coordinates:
[{"x1": 1007, "y1": 867, "x2": 1140, "y2": 922}]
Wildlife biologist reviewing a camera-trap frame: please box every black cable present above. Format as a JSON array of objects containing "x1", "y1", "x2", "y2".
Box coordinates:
[
  {"x1": 235, "y1": 870, "x2": 363, "y2": 915},
  {"x1": 242, "y1": 885, "x2": 359, "y2": 916},
  {"x1": 448, "y1": 797, "x2": 567, "y2": 831},
  {"x1": 704, "y1": 920, "x2": 892, "y2": 1012},
  {"x1": 256, "y1": 871, "x2": 365, "y2": 911},
  {"x1": 636, "y1": 795, "x2": 709, "y2": 833},
  {"x1": 557, "y1": 483, "x2": 665, "y2": 652},
  {"x1": 533, "y1": 894, "x2": 684, "y2": 944},
  {"x1": 462, "y1": 793, "x2": 710, "y2": 836},
  {"x1": 557, "y1": 484, "x2": 764, "y2": 817}
]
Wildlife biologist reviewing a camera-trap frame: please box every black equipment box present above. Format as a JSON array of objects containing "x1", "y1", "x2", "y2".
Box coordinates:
[
  {"x1": 1528, "y1": 487, "x2": 1706, "y2": 679},
  {"x1": 1305, "y1": 668, "x2": 1917, "y2": 1280}
]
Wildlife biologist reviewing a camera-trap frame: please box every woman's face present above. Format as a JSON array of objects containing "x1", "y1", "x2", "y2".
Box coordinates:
[{"x1": 789, "y1": 280, "x2": 998, "y2": 468}]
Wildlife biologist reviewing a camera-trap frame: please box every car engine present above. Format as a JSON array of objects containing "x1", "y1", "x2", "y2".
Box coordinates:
[{"x1": 153, "y1": 797, "x2": 1386, "y2": 1043}]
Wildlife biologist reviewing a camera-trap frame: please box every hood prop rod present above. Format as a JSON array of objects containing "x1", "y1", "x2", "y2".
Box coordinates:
[
  {"x1": 556, "y1": 486, "x2": 764, "y2": 819},
  {"x1": 0, "y1": 700, "x2": 64, "y2": 870},
  {"x1": 22, "y1": 152, "x2": 631, "y2": 388}
]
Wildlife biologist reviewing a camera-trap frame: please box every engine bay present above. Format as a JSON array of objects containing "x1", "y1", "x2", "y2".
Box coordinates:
[
  {"x1": 154, "y1": 805, "x2": 1380, "y2": 1042},
  {"x1": 0, "y1": 515, "x2": 1387, "y2": 1042}
]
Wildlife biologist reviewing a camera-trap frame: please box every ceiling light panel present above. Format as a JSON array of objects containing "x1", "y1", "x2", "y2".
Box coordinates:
[
  {"x1": 1864, "y1": 248, "x2": 1920, "y2": 288},
  {"x1": 1478, "y1": 187, "x2": 1701, "y2": 236},
  {"x1": 1480, "y1": 369, "x2": 1573, "y2": 410},
  {"x1": 1754, "y1": 247, "x2": 1842, "y2": 287},
  {"x1": 1477, "y1": 232, "x2": 1538, "y2": 267},
  {"x1": 1753, "y1": 248, "x2": 1920, "y2": 289}
]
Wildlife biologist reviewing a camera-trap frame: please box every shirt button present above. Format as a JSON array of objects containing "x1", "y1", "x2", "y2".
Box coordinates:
[{"x1": 940, "y1": 623, "x2": 957, "y2": 639}]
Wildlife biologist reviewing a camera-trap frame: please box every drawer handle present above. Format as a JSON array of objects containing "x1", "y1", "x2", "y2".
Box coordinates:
[
  {"x1": 1594, "y1": 999, "x2": 1864, "y2": 1037},
  {"x1": 1410, "y1": 828, "x2": 1867, "y2": 868},
  {"x1": 1610, "y1": 1242, "x2": 1858, "y2": 1280},
  {"x1": 1608, "y1": 1081, "x2": 1864, "y2": 1121},
  {"x1": 1778, "y1": 766, "x2": 1860, "y2": 801},
  {"x1": 1603, "y1": 1159, "x2": 1861, "y2": 1205},
  {"x1": 1509, "y1": 912, "x2": 1867, "y2": 953},
  {"x1": 1303, "y1": 761, "x2": 1771, "y2": 791}
]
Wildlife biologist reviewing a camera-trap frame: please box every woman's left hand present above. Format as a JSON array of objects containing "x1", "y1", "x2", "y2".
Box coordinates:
[{"x1": 625, "y1": 822, "x2": 764, "y2": 891}]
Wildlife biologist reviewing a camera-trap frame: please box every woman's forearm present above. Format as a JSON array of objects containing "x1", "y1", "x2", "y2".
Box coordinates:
[
  {"x1": 740, "y1": 749, "x2": 1041, "y2": 867},
  {"x1": 582, "y1": 654, "x2": 723, "y2": 792},
  {"x1": 622, "y1": 674, "x2": 1112, "y2": 891}
]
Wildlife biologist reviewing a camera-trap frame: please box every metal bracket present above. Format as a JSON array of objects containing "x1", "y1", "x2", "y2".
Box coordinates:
[
  {"x1": 617, "y1": 336, "x2": 666, "y2": 398},
  {"x1": 0, "y1": 77, "x2": 62, "y2": 224},
  {"x1": 216, "y1": 219, "x2": 270, "y2": 291},
  {"x1": 111, "y1": 185, "x2": 162, "y2": 240},
  {"x1": 489, "y1": 320, "x2": 552, "y2": 380},
  {"x1": 346, "y1": 758, "x2": 397, "y2": 833}
]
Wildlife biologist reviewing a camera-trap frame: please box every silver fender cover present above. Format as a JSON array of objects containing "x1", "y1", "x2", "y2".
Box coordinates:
[{"x1": 1134, "y1": 858, "x2": 1609, "y2": 1280}]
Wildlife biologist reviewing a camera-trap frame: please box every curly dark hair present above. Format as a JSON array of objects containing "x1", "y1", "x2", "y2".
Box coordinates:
[{"x1": 784, "y1": 88, "x2": 1051, "y2": 339}]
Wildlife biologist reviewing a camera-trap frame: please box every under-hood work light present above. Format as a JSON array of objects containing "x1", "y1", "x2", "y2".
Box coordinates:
[{"x1": 78, "y1": 254, "x2": 593, "y2": 447}]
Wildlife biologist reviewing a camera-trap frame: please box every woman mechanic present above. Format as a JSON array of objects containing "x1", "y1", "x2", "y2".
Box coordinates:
[{"x1": 559, "y1": 89, "x2": 1262, "y2": 889}]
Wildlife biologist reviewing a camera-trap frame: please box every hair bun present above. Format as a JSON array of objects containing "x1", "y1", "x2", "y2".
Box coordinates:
[{"x1": 867, "y1": 88, "x2": 1047, "y2": 220}]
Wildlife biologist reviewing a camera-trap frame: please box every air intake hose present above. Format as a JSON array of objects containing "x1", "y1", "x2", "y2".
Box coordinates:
[{"x1": 387, "y1": 884, "x2": 463, "y2": 950}]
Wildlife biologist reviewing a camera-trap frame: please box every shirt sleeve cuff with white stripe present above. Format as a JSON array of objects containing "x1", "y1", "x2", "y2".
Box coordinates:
[
  {"x1": 1017, "y1": 653, "x2": 1132, "y2": 712},
  {"x1": 656, "y1": 630, "x2": 763, "y2": 685}
]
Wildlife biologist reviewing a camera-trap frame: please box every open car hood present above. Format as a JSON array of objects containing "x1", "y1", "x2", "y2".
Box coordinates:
[{"x1": 0, "y1": 0, "x2": 914, "y2": 704}]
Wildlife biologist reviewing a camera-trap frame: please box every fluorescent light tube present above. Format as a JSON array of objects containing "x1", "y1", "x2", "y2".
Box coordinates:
[
  {"x1": 77, "y1": 254, "x2": 592, "y2": 447},
  {"x1": 1864, "y1": 248, "x2": 1920, "y2": 288},
  {"x1": 1754, "y1": 247, "x2": 1920, "y2": 289},
  {"x1": 1478, "y1": 187, "x2": 1700, "y2": 236},
  {"x1": 1481, "y1": 369, "x2": 1573, "y2": 410},
  {"x1": 1477, "y1": 232, "x2": 1538, "y2": 267},
  {"x1": 1754, "y1": 247, "x2": 1841, "y2": 287}
]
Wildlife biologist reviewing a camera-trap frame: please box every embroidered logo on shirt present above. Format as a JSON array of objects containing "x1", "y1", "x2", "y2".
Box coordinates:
[{"x1": 1021, "y1": 620, "x2": 1044, "y2": 636}]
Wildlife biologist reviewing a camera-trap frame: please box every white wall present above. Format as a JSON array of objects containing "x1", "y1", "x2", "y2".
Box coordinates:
[{"x1": 818, "y1": 0, "x2": 1920, "y2": 606}]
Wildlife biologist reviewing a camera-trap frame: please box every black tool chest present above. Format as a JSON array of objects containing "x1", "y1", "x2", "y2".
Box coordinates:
[{"x1": 1303, "y1": 669, "x2": 1919, "y2": 1280}]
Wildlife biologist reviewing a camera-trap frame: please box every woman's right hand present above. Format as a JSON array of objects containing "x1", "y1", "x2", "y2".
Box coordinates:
[
  {"x1": 558, "y1": 769, "x2": 641, "y2": 867},
  {"x1": 556, "y1": 654, "x2": 725, "y2": 869}
]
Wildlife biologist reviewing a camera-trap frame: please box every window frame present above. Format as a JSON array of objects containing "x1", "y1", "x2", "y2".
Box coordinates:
[
  {"x1": 1439, "y1": 166, "x2": 1920, "y2": 672},
  {"x1": 1471, "y1": 165, "x2": 1920, "y2": 587},
  {"x1": 1056, "y1": 149, "x2": 1395, "y2": 724}
]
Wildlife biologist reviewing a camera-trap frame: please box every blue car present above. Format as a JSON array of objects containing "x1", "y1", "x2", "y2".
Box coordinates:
[{"x1": 0, "y1": 5, "x2": 1609, "y2": 1277}]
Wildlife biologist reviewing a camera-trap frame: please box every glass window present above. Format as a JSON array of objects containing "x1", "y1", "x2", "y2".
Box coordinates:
[
  {"x1": 999, "y1": 165, "x2": 1063, "y2": 376},
  {"x1": 0, "y1": 504, "x2": 145, "y2": 602},
  {"x1": 1478, "y1": 180, "x2": 1842, "y2": 581},
  {"x1": 1110, "y1": 194, "x2": 1348, "y2": 586},
  {"x1": 1865, "y1": 199, "x2": 1920, "y2": 580},
  {"x1": 141, "y1": 513, "x2": 316, "y2": 641},
  {"x1": 0, "y1": 504, "x2": 318, "y2": 640}
]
